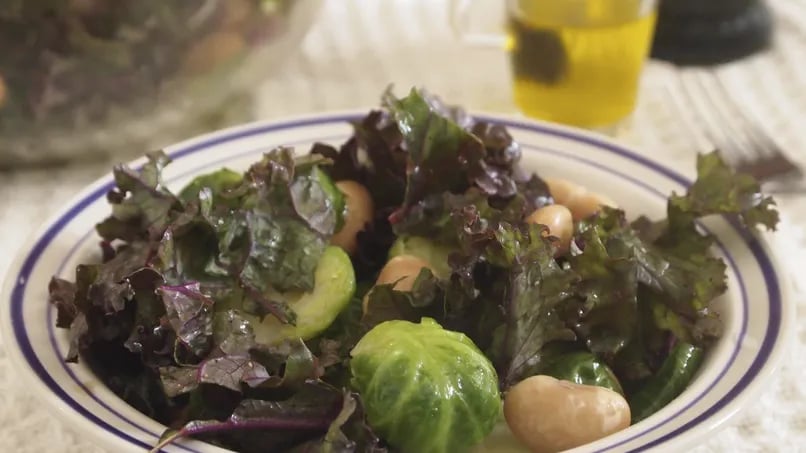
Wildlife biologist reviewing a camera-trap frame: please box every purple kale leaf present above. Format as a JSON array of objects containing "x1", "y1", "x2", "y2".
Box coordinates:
[
  {"x1": 214, "y1": 309, "x2": 257, "y2": 356},
  {"x1": 158, "y1": 366, "x2": 199, "y2": 398},
  {"x1": 667, "y1": 151, "x2": 779, "y2": 233},
  {"x1": 158, "y1": 335, "x2": 321, "y2": 398},
  {"x1": 489, "y1": 222, "x2": 578, "y2": 386},
  {"x1": 152, "y1": 382, "x2": 345, "y2": 452},
  {"x1": 222, "y1": 149, "x2": 338, "y2": 321},
  {"x1": 566, "y1": 212, "x2": 641, "y2": 358},
  {"x1": 248, "y1": 338, "x2": 323, "y2": 391},
  {"x1": 96, "y1": 152, "x2": 181, "y2": 243},
  {"x1": 576, "y1": 208, "x2": 725, "y2": 346},
  {"x1": 159, "y1": 281, "x2": 215, "y2": 358},
  {"x1": 48, "y1": 277, "x2": 77, "y2": 328},
  {"x1": 49, "y1": 240, "x2": 164, "y2": 363},
  {"x1": 122, "y1": 267, "x2": 171, "y2": 364},
  {"x1": 569, "y1": 206, "x2": 727, "y2": 381},
  {"x1": 382, "y1": 87, "x2": 486, "y2": 221},
  {"x1": 293, "y1": 391, "x2": 387, "y2": 453},
  {"x1": 198, "y1": 355, "x2": 271, "y2": 392},
  {"x1": 84, "y1": 240, "x2": 154, "y2": 314}
]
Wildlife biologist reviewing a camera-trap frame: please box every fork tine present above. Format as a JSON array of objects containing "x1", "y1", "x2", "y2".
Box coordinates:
[
  {"x1": 677, "y1": 69, "x2": 803, "y2": 183},
  {"x1": 736, "y1": 153, "x2": 803, "y2": 181},
  {"x1": 709, "y1": 75, "x2": 803, "y2": 179}
]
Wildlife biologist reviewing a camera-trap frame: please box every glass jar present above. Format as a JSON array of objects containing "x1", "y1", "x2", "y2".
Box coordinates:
[{"x1": 0, "y1": 0, "x2": 322, "y2": 168}]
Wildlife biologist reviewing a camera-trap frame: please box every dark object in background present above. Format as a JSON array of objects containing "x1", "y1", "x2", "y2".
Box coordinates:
[{"x1": 651, "y1": 0, "x2": 774, "y2": 65}]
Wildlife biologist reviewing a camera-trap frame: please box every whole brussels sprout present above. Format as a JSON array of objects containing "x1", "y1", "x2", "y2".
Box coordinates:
[{"x1": 350, "y1": 318, "x2": 501, "y2": 453}]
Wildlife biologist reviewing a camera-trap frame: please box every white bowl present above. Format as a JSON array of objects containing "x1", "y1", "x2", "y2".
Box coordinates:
[{"x1": 0, "y1": 112, "x2": 792, "y2": 452}]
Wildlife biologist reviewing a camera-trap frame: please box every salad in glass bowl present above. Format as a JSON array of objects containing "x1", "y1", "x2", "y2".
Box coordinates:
[
  {"x1": 47, "y1": 88, "x2": 779, "y2": 453},
  {"x1": 0, "y1": 0, "x2": 321, "y2": 167}
]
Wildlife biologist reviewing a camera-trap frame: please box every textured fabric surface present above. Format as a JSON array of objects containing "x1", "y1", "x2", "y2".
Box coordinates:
[{"x1": 1, "y1": 0, "x2": 804, "y2": 451}]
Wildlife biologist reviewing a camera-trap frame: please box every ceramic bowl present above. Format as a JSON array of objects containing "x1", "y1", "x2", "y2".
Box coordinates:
[{"x1": 0, "y1": 113, "x2": 791, "y2": 452}]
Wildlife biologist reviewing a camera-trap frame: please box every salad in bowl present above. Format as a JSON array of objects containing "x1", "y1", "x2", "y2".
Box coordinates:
[{"x1": 42, "y1": 88, "x2": 780, "y2": 453}]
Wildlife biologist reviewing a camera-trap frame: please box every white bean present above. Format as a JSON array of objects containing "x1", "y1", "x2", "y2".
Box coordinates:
[
  {"x1": 565, "y1": 192, "x2": 618, "y2": 222},
  {"x1": 504, "y1": 375, "x2": 630, "y2": 453},
  {"x1": 363, "y1": 255, "x2": 431, "y2": 314},
  {"x1": 544, "y1": 178, "x2": 584, "y2": 206},
  {"x1": 525, "y1": 205, "x2": 573, "y2": 256},
  {"x1": 544, "y1": 177, "x2": 617, "y2": 221}
]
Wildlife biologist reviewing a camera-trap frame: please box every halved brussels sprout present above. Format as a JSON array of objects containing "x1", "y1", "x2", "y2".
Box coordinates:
[
  {"x1": 299, "y1": 165, "x2": 346, "y2": 233},
  {"x1": 178, "y1": 168, "x2": 243, "y2": 203},
  {"x1": 247, "y1": 246, "x2": 355, "y2": 344},
  {"x1": 350, "y1": 318, "x2": 501, "y2": 453}
]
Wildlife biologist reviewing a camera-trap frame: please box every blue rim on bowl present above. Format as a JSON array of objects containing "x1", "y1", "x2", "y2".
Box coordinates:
[{"x1": 1, "y1": 113, "x2": 789, "y2": 452}]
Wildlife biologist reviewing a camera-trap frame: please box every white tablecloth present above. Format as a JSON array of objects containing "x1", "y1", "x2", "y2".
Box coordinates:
[{"x1": 1, "y1": 0, "x2": 805, "y2": 451}]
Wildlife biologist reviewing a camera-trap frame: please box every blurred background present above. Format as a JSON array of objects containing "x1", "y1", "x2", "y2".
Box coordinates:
[
  {"x1": 1, "y1": 0, "x2": 804, "y2": 169},
  {"x1": 1, "y1": 0, "x2": 805, "y2": 451}
]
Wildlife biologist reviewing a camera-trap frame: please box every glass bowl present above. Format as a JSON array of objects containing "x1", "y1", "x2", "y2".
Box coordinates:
[{"x1": 0, "y1": 0, "x2": 322, "y2": 168}]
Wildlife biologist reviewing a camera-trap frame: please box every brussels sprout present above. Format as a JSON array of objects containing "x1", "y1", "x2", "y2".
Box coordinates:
[
  {"x1": 178, "y1": 168, "x2": 243, "y2": 203},
  {"x1": 350, "y1": 318, "x2": 501, "y2": 453},
  {"x1": 299, "y1": 165, "x2": 346, "y2": 232},
  {"x1": 543, "y1": 351, "x2": 624, "y2": 395},
  {"x1": 388, "y1": 236, "x2": 454, "y2": 278},
  {"x1": 246, "y1": 246, "x2": 356, "y2": 345}
]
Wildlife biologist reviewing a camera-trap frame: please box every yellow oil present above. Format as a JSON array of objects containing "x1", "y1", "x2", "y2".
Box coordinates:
[{"x1": 507, "y1": 1, "x2": 657, "y2": 127}]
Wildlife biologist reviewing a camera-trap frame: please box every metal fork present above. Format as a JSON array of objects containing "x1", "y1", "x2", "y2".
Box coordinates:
[{"x1": 665, "y1": 69, "x2": 804, "y2": 192}]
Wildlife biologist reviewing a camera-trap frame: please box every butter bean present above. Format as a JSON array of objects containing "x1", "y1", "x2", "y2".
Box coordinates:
[
  {"x1": 504, "y1": 375, "x2": 631, "y2": 453},
  {"x1": 565, "y1": 192, "x2": 618, "y2": 222},
  {"x1": 544, "y1": 177, "x2": 617, "y2": 221},
  {"x1": 363, "y1": 255, "x2": 432, "y2": 314},
  {"x1": 544, "y1": 177, "x2": 584, "y2": 206},
  {"x1": 525, "y1": 204, "x2": 573, "y2": 256}
]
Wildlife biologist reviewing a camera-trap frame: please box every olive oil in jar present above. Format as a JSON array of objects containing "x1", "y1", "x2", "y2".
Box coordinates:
[{"x1": 507, "y1": 1, "x2": 657, "y2": 127}]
